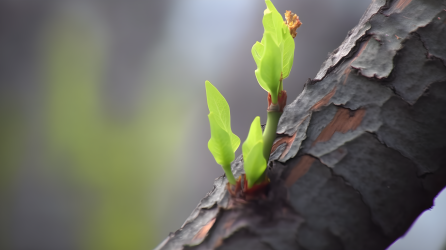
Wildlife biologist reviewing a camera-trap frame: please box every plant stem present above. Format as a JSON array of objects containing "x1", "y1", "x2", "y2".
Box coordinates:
[
  {"x1": 223, "y1": 164, "x2": 236, "y2": 185},
  {"x1": 262, "y1": 111, "x2": 282, "y2": 161}
]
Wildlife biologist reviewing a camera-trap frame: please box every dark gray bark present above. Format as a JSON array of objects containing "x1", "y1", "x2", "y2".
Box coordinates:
[{"x1": 155, "y1": 0, "x2": 446, "y2": 249}]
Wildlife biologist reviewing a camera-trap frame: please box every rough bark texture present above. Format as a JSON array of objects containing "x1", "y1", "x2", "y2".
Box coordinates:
[{"x1": 155, "y1": 0, "x2": 446, "y2": 249}]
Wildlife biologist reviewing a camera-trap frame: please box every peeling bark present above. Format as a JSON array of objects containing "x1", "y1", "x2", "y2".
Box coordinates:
[{"x1": 155, "y1": 0, "x2": 446, "y2": 249}]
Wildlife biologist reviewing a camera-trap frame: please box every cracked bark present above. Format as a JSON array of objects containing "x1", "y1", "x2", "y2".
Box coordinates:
[{"x1": 155, "y1": 0, "x2": 446, "y2": 249}]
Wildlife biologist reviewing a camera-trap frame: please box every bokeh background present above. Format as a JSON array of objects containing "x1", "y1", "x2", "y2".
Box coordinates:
[{"x1": 0, "y1": 0, "x2": 444, "y2": 249}]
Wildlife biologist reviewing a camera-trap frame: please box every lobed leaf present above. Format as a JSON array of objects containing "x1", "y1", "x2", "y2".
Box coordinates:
[{"x1": 242, "y1": 117, "x2": 267, "y2": 188}]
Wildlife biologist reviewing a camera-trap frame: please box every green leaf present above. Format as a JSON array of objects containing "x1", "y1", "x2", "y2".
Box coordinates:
[
  {"x1": 252, "y1": 0, "x2": 295, "y2": 104},
  {"x1": 251, "y1": 41, "x2": 264, "y2": 66},
  {"x1": 205, "y1": 81, "x2": 230, "y2": 131},
  {"x1": 254, "y1": 31, "x2": 282, "y2": 102},
  {"x1": 243, "y1": 116, "x2": 263, "y2": 152},
  {"x1": 244, "y1": 142, "x2": 266, "y2": 188},
  {"x1": 282, "y1": 33, "x2": 295, "y2": 79},
  {"x1": 242, "y1": 117, "x2": 267, "y2": 188},
  {"x1": 208, "y1": 112, "x2": 235, "y2": 166},
  {"x1": 205, "y1": 81, "x2": 240, "y2": 168},
  {"x1": 264, "y1": 0, "x2": 286, "y2": 44},
  {"x1": 230, "y1": 133, "x2": 241, "y2": 154}
]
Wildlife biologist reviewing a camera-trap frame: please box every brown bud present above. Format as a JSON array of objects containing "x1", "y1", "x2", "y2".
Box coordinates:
[{"x1": 284, "y1": 10, "x2": 302, "y2": 38}]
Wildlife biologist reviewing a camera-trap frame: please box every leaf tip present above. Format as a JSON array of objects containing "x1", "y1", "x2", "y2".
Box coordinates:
[
  {"x1": 253, "y1": 116, "x2": 261, "y2": 125},
  {"x1": 205, "y1": 80, "x2": 212, "y2": 88}
]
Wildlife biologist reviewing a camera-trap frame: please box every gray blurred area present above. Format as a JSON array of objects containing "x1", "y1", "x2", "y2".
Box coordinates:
[{"x1": 0, "y1": 0, "x2": 445, "y2": 249}]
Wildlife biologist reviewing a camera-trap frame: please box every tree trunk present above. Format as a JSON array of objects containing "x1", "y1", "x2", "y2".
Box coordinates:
[{"x1": 155, "y1": 0, "x2": 446, "y2": 249}]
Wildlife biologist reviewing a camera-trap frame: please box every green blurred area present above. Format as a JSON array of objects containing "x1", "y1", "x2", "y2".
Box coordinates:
[
  {"x1": 41, "y1": 11, "x2": 185, "y2": 250},
  {"x1": 0, "y1": 97, "x2": 24, "y2": 250}
]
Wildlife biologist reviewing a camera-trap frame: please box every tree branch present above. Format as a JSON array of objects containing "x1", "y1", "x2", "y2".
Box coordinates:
[{"x1": 155, "y1": 0, "x2": 446, "y2": 249}]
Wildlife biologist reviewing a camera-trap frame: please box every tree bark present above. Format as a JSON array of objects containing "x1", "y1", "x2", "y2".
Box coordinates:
[{"x1": 155, "y1": 0, "x2": 446, "y2": 249}]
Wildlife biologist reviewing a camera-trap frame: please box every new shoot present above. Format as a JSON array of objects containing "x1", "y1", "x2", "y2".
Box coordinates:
[
  {"x1": 204, "y1": 0, "x2": 301, "y2": 195},
  {"x1": 205, "y1": 81, "x2": 240, "y2": 185},
  {"x1": 252, "y1": 0, "x2": 301, "y2": 161},
  {"x1": 242, "y1": 117, "x2": 267, "y2": 188}
]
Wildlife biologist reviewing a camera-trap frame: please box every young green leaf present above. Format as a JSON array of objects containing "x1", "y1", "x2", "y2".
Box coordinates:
[
  {"x1": 252, "y1": 0, "x2": 295, "y2": 104},
  {"x1": 206, "y1": 81, "x2": 229, "y2": 131},
  {"x1": 252, "y1": 41, "x2": 264, "y2": 66},
  {"x1": 205, "y1": 81, "x2": 240, "y2": 184},
  {"x1": 242, "y1": 116, "x2": 267, "y2": 188},
  {"x1": 205, "y1": 81, "x2": 240, "y2": 151},
  {"x1": 208, "y1": 112, "x2": 235, "y2": 166},
  {"x1": 282, "y1": 33, "x2": 295, "y2": 79},
  {"x1": 253, "y1": 31, "x2": 282, "y2": 103},
  {"x1": 264, "y1": 0, "x2": 286, "y2": 44}
]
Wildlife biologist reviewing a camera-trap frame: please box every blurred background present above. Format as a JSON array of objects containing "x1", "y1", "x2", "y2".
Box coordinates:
[{"x1": 0, "y1": 0, "x2": 444, "y2": 249}]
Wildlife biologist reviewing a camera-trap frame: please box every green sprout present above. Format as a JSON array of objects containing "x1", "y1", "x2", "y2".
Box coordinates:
[
  {"x1": 252, "y1": 0, "x2": 295, "y2": 104},
  {"x1": 205, "y1": 0, "x2": 300, "y2": 193},
  {"x1": 205, "y1": 81, "x2": 240, "y2": 185},
  {"x1": 242, "y1": 117, "x2": 267, "y2": 188},
  {"x1": 253, "y1": 0, "x2": 300, "y2": 162}
]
